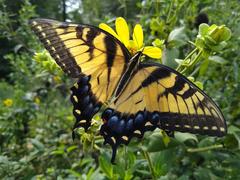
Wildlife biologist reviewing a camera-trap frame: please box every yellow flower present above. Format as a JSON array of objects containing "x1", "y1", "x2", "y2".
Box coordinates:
[
  {"x1": 3, "y1": 98, "x2": 13, "y2": 107},
  {"x1": 99, "y1": 17, "x2": 162, "y2": 59},
  {"x1": 34, "y1": 97, "x2": 41, "y2": 104}
]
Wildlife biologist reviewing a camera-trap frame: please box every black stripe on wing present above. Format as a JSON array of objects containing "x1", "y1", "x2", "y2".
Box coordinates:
[{"x1": 30, "y1": 19, "x2": 82, "y2": 77}]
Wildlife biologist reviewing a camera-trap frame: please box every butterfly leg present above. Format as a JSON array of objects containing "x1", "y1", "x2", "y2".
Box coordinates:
[{"x1": 70, "y1": 75, "x2": 102, "y2": 139}]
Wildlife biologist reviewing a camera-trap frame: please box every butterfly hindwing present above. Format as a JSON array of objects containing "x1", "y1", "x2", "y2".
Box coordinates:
[
  {"x1": 101, "y1": 62, "x2": 227, "y2": 162},
  {"x1": 30, "y1": 19, "x2": 131, "y2": 131}
]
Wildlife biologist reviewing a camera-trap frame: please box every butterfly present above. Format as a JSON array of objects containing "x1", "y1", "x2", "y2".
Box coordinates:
[{"x1": 30, "y1": 19, "x2": 227, "y2": 163}]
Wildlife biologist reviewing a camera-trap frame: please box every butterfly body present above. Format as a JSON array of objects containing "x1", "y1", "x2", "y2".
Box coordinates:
[{"x1": 30, "y1": 19, "x2": 227, "y2": 163}]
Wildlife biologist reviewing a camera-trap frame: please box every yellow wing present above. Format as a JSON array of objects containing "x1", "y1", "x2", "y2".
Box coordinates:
[
  {"x1": 100, "y1": 62, "x2": 227, "y2": 162},
  {"x1": 30, "y1": 19, "x2": 130, "y2": 131}
]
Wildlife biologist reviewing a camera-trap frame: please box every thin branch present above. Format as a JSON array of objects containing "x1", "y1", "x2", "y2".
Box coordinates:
[
  {"x1": 142, "y1": 149, "x2": 156, "y2": 180},
  {"x1": 187, "y1": 144, "x2": 223, "y2": 153}
]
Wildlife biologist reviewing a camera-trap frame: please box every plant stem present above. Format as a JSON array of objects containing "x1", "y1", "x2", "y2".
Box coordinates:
[
  {"x1": 187, "y1": 144, "x2": 223, "y2": 153},
  {"x1": 176, "y1": 48, "x2": 198, "y2": 72},
  {"x1": 180, "y1": 49, "x2": 203, "y2": 73},
  {"x1": 166, "y1": 0, "x2": 174, "y2": 24},
  {"x1": 124, "y1": 146, "x2": 127, "y2": 170},
  {"x1": 142, "y1": 150, "x2": 156, "y2": 180},
  {"x1": 188, "y1": 50, "x2": 203, "y2": 67}
]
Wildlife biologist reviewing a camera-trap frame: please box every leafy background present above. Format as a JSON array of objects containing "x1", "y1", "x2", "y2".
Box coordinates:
[{"x1": 0, "y1": 0, "x2": 240, "y2": 179}]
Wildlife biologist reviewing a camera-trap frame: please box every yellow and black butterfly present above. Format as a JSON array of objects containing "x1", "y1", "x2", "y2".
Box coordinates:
[{"x1": 30, "y1": 19, "x2": 227, "y2": 163}]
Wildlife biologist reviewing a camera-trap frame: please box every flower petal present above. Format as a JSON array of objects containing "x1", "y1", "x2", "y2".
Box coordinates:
[
  {"x1": 99, "y1": 23, "x2": 120, "y2": 40},
  {"x1": 133, "y1": 24, "x2": 143, "y2": 49},
  {"x1": 143, "y1": 46, "x2": 162, "y2": 59},
  {"x1": 128, "y1": 40, "x2": 138, "y2": 54},
  {"x1": 115, "y1": 17, "x2": 129, "y2": 47}
]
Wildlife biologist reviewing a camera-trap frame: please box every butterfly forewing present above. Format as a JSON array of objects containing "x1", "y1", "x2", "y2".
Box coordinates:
[{"x1": 30, "y1": 19, "x2": 131, "y2": 130}]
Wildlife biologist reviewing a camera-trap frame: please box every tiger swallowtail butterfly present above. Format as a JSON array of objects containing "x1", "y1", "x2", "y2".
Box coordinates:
[{"x1": 30, "y1": 19, "x2": 227, "y2": 163}]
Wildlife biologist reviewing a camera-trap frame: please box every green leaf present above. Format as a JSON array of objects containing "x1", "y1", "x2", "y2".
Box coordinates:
[
  {"x1": 199, "y1": 59, "x2": 209, "y2": 76},
  {"x1": 194, "y1": 81, "x2": 203, "y2": 90},
  {"x1": 66, "y1": 145, "x2": 78, "y2": 153},
  {"x1": 168, "y1": 27, "x2": 187, "y2": 47},
  {"x1": 174, "y1": 132, "x2": 198, "y2": 144},
  {"x1": 205, "y1": 35, "x2": 217, "y2": 45},
  {"x1": 14, "y1": 44, "x2": 23, "y2": 53},
  {"x1": 194, "y1": 167, "x2": 219, "y2": 179},
  {"x1": 175, "y1": 58, "x2": 183, "y2": 65},
  {"x1": 198, "y1": 137, "x2": 215, "y2": 148},
  {"x1": 187, "y1": 77, "x2": 203, "y2": 90},
  {"x1": 99, "y1": 154, "x2": 113, "y2": 179},
  {"x1": 223, "y1": 134, "x2": 238, "y2": 149},
  {"x1": 50, "y1": 149, "x2": 65, "y2": 155},
  {"x1": 146, "y1": 132, "x2": 179, "y2": 152},
  {"x1": 210, "y1": 25, "x2": 231, "y2": 42},
  {"x1": 0, "y1": 156, "x2": 9, "y2": 164},
  {"x1": 187, "y1": 76, "x2": 195, "y2": 82},
  {"x1": 161, "y1": 130, "x2": 170, "y2": 146},
  {"x1": 199, "y1": 23, "x2": 209, "y2": 36},
  {"x1": 125, "y1": 151, "x2": 136, "y2": 168},
  {"x1": 221, "y1": 26, "x2": 231, "y2": 41},
  {"x1": 30, "y1": 139, "x2": 45, "y2": 152},
  {"x1": 86, "y1": 167, "x2": 104, "y2": 180},
  {"x1": 162, "y1": 48, "x2": 179, "y2": 68},
  {"x1": 123, "y1": 170, "x2": 134, "y2": 180},
  {"x1": 152, "y1": 38, "x2": 164, "y2": 48},
  {"x1": 68, "y1": 169, "x2": 82, "y2": 178},
  {"x1": 152, "y1": 150, "x2": 177, "y2": 177},
  {"x1": 228, "y1": 125, "x2": 240, "y2": 134},
  {"x1": 196, "y1": 24, "x2": 231, "y2": 52},
  {"x1": 135, "y1": 169, "x2": 151, "y2": 176},
  {"x1": 208, "y1": 55, "x2": 228, "y2": 64},
  {"x1": 168, "y1": 27, "x2": 185, "y2": 41},
  {"x1": 195, "y1": 37, "x2": 205, "y2": 49}
]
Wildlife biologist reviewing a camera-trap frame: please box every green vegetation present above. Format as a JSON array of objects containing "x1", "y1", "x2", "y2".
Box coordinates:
[{"x1": 0, "y1": 0, "x2": 240, "y2": 179}]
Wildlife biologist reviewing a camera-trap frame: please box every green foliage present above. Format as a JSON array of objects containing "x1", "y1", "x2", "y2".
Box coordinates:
[
  {"x1": 196, "y1": 23, "x2": 231, "y2": 53},
  {"x1": 1, "y1": 0, "x2": 240, "y2": 179}
]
